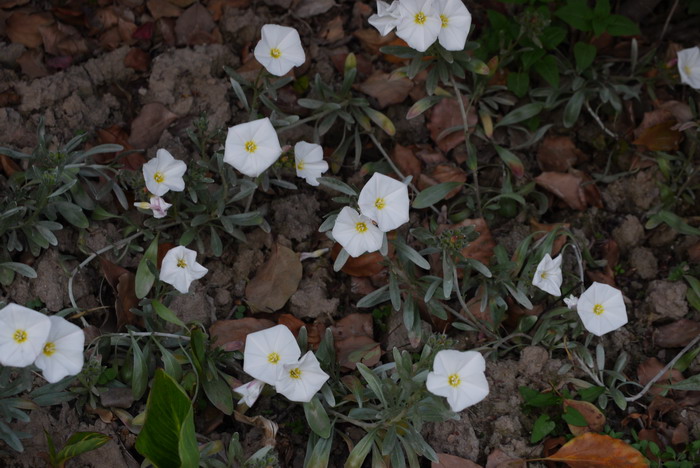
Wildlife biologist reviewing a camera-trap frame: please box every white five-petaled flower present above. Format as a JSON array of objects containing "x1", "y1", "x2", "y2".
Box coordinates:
[
  {"x1": 436, "y1": 0, "x2": 472, "y2": 51},
  {"x1": 294, "y1": 141, "x2": 329, "y2": 186},
  {"x1": 577, "y1": 282, "x2": 628, "y2": 336},
  {"x1": 331, "y1": 206, "x2": 384, "y2": 258},
  {"x1": 159, "y1": 246, "x2": 208, "y2": 294},
  {"x1": 34, "y1": 316, "x2": 85, "y2": 383},
  {"x1": 396, "y1": 0, "x2": 441, "y2": 52},
  {"x1": 0, "y1": 303, "x2": 51, "y2": 368},
  {"x1": 369, "y1": 1, "x2": 402, "y2": 36},
  {"x1": 224, "y1": 117, "x2": 282, "y2": 178},
  {"x1": 234, "y1": 379, "x2": 265, "y2": 407},
  {"x1": 243, "y1": 325, "x2": 301, "y2": 385},
  {"x1": 358, "y1": 172, "x2": 410, "y2": 232},
  {"x1": 134, "y1": 196, "x2": 172, "y2": 219},
  {"x1": 254, "y1": 24, "x2": 306, "y2": 77},
  {"x1": 142, "y1": 149, "x2": 187, "y2": 197},
  {"x1": 275, "y1": 351, "x2": 329, "y2": 403},
  {"x1": 532, "y1": 253, "x2": 563, "y2": 297},
  {"x1": 426, "y1": 349, "x2": 489, "y2": 412},
  {"x1": 678, "y1": 47, "x2": 700, "y2": 90}
]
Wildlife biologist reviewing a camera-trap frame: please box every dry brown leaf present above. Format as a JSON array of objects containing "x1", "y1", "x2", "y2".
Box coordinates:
[
  {"x1": 331, "y1": 242, "x2": 386, "y2": 277},
  {"x1": 16, "y1": 50, "x2": 47, "y2": 80},
  {"x1": 175, "y1": 2, "x2": 217, "y2": 46},
  {"x1": 127, "y1": 102, "x2": 178, "y2": 149},
  {"x1": 332, "y1": 313, "x2": 380, "y2": 369},
  {"x1": 419, "y1": 163, "x2": 467, "y2": 200},
  {"x1": 485, "y1": 448, "x2": 526, "y2": 468},
  {"x1": 38, "y1": 22, "x2": 88, "y2": 57},
  {"x1": 633, "y1": 120, "x2": 682, "y2": 152},
  {"x1": 98, "y1": 256, "x2": 143, "y2": 331},
  {"x1": 427, "y1": 96, "x2": 478, "y2": 153},
  {"x1": 440, "y1": 218, "x2": 496, "y2": 267},
  {"x1": 208, "y1": 0, "x2": 252, "y2": 21},
  {"x1": 94, "y1": 125, "x2": 147, "y2": 170},
  {"x1": 233, "y1": 411, "x2": 278, "y2": 447},
  {"x1": 6, "y1": 11, "x2": 54, "y2": 48},
  {"x1": 357, "y1": 71, "x2": 412, "y2": 109},
  {"x1": 671, "y1": 423, "x2": 689, "y2": 446},
  {"x1": 537, "y1": 135, "x2": 587, "y2": 172},
  {"x1": 0, "y1": 0, "x2": 30, "y2": 8},
  {"x1": 637, "y1": 357, "x2": 683, "y2": 396},
  {"x1": 0, "y1": 153, "x2": 21, "y2": 177},
  {"x1": 320, "y1": 15, "x2": 344, "y2": 42},
  {"x1": 545, "y1": 433, "x2": 648, "y2": 467},
  {"x1": 353, "y1": 28, "x2": 396, "y2": 55},
  {"x1": 296, "y1": 0, "x2": 335, "y2": 18},
  {"x1": 278, "y1": 313, "x2": 305, "y2": 336},
  {"x1": 688, "y1": 241, "x2": 700, "y2": 263},
  {"x1": 124, "y1": 47, "x2": 151, "y2": 71},
  {"x1": 210, "y1": 317, "x2": 276, "y2": 351},
  {"x1": 529, "y1": 219, "x2": 570, "y2": 256},
  {"x1": 147, "y1": 0, "x2": 183, "y2": 19},
  {"x1": 653, "y1": 319, "x2": 700, "y2": 348},
  {"x1": 245, "y1": 244, "x2": 302, "y2": 312},
  {"x1": 564, "y1": 399, "x2": 606, "y2": 436},
  {"x1": 391, "y1": 144, "x2": 422, "y2": 180},
  {"x1": 534, "y1": 170, "x2": 602, "y2": 211},
  {"x1": 659, "y1": 100, "x2": 693, "y2": 124},
  {"x1": 432, "y1": 453, "x2": 482, "y2": 468}
]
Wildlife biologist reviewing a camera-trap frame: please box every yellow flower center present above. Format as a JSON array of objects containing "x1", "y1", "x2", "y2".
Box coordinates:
[
  {"x1": 684, "y1": 65, "x2": 692, "y2": 76},
  {"x1": 593, "y1": 304, "x2": 604, "y2": 316},
  {"x1": 355, "y1": 222, "x2": 368, "y2": 233},
  {"x1": 540, "y1": 272, "x2": 548, "y2": 279},
  {"x1": 289, "y1": 367, "x2": 302, "y2": 379},
  {"x1": 440, "y1": 14, "x2": 449, "y2": 28},
  {"x1": 448, "y1": 373, "x2": 461, "y2": 387},
  {"x1": 296, "y1": 161, "x2": 305, "y2": 171},
  {"x1": 43, "y1": 342, "x2": 56, "y2": 356},
  {"x1": 374, "y1": 197, "x2": 386, "y2": 210},
  {"x1": 176, "y1": 258, "x2": 187, "y2": 268},
  {"x1": 414, "y1": 11, "x2": 427, "y2": 24},
  {"x1": 267, "y1": 352, "x2": 280, "y2": 364},
  {"x1": 13, "y1": 329, "x2": 27, "y2": 343},
  {"x1": 270, "y1": 48, "x2": 282, "y2": 59},
  {"x1": 136, "y1": 202, "x2": 151, "y2": 209},
  {"x1": 153, "y1": 171, "x2": 165, "y2": 183},
  {"x1": 245, "y1": 141, "x2": 257, "y2": 153}
]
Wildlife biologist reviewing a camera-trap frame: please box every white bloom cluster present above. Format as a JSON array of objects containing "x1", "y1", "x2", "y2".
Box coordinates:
[
  {"x1": 332, "y1": 173, "x2": 410, "y2": 257},
  {"x1": 369, "y1": 0, "x2": 472, "y2": 52},
  {"x1": 236, "y1": 325, "x2": 329, "y2": 405},
  {"x1": 0, "y1": 304, "x2": 84, "y2": 383},
  {"x1": 135, "y1": 148, "x2": 186, "y2": 219}
]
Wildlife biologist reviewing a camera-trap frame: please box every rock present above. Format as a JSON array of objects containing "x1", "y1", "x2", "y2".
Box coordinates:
[
  {"x1": 518, "y1": 346, "x2": 549, "y2": 377},
  {"x1": 603, "y1": 170, "x2": 660, "y2": 212},
  {"x1": 629, "y1": 246, "x2": 657, "y2": 279},
  {"x1": 168, "y1": 282, "x2": 215, "y2": 327},
  {"x1": 646, "y1": 280, "x2": 688, "y2": 321},
  {"x1": 423, "y1": 416, "x2": 480, "y2": 462},
  {"x1": 289, "y1": 272, "x2": 339, "y2": 319},
  {"x1": 612, "y1": 215, "x2": 644, "y2": 251},
  {"x1": 382, "y1": 310, "x2": 431, "y2": 352},
  {"x1": 271, "y1": 194, "x2": 321, "y2": 242}
]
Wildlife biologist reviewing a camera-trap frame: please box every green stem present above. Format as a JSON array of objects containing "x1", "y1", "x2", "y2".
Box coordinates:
[{"x1": 276, "y1": 108, "x2": 336, "y2": 134}]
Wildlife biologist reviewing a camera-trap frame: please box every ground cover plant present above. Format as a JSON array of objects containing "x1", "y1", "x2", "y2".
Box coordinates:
[{"x1": 0, "y1": 0, "x2": 699, "y2": 466}]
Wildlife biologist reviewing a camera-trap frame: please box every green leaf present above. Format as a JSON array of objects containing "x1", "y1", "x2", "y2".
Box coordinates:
[
  {"x1": 496, "y1": 103, "x2": 543, "y2": 128},
  {"x1": 0, "y1": 262, "x2": 37, "y2": 279},
  {"x1": 406, "y1": 96, "x2": 443, "y2": 120},
  {"x1": 645, "y1": 210, "x2": 700, "y2": 236},
  {"x1": 202, "y1": 372, "x2": 234, "y2": 415},
  {"x1": 229, "y1": 77, "x2": 249, "y2": 111},
  {"x1": 130, "y1": 336, "x2": 149, "y2": 401},
  {"x1": 317, "y1": 177, "x2": 358, "y2": 196},
  {"x1": 533, "y1": 55, "x2": 560, "y2": 87},
  {"x1": 663, "y1": 374, "x2": 700, "y2": 391},
  {"x1": 605, "y1": 14, "x2": 640, "y2": 36},
  {"x1": 363, "y1": 107, "x2": 395, "y2": 136},
  {"x1": 152, "y1": 299, "x2": 186, "y2": 328},
  {"x1": 344, "y1": 429, "x2": 377, "y2": 468},
  {"x1": 531, "y1": 414, "x2": 555, "y2": 443},
  {"x1": 56, "y1": 432, "x2": 111, "y2": 464},
  {"x1": 54, "y1": 201, "x2": 89, "y2": 228},
  {"x1": 356, "y1": 363, "x2": 387, "y2": 406},
  {"x1": 555, "y1": 0, "x2": 594, "y2": 31},
  {"x1": 562, "y1": 406, "x2": 588, "y2": 426},
  {"x1": 304, "y1": 396, "x2": 331, "y2": 439},
  {"x1": 507, "y1": 72, "x2": 529, "y2": 98},
  {"x1": 393, "y1": 241, "x2": 430, "y2": 270},
  {"x1": 136, "y1": 235, "x2": 159, "y2": 299},
  {"x1": 135, "y1": 369, "x2": 199, "y2": 468},
  {"x1": 412, "y1": 182, "x2": 462, "y2": 209},
  {"x1": 563, "y1": 89, "x2": 586, "y2": 128},
  {"x1": 521, "y1": 49, "x2": 546, "y2": 71},
  {"x1": 494, "y1": 145, "x2": 525, "y2": 178},
  {"x1": 305, "y1": 433, "x2": 333, "y2": 468},
  {"x1": 356, "y1": 285, "x2": 390, "y2": 308},
  {"x1": 574, "y1": 42, "x2": 597, "y2": 72}
]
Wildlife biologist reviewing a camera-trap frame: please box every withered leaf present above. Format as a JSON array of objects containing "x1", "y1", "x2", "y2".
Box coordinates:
[
  {"x1": 175, "y1": 2, "x2": 217, "y2": 46},
  {"x1": 545, "y1": 433, "x2": 648, "y2": 467},
  {"x1": 485, "y1": 448, "x2": 526, "y2": 468},
  {"x1": 432, "y1": 453, "x2": 482, "y2": 468},
  {"x1": 17, "y1": 48, "x2": 48, "y2": 78},
  {"x1": 529, "y1": 219, "x2": 570, "y2": 256},
  {"x1": 331, "y1": 243, "x2": 385, "y2": 277},
  {"x1": 564, "y1": 399, "x2": 606, "y2": 436},
  {"x1": 6, "y1": 11, "x2": 54, "y2": 48},
  {"x1": 245, "y1": 244, "x2": 302, "y2": 312},
  {"x1": 98, "y1": 256, "x2": 143, "y2": 331},
  {"x1": 419, "y1": 163, "x2": 467, "y2": 200},
  {"x1": 357, "y1": 71, "x2": 412, "y2": 109},
  {"x1": 147, "y1": 0, "x2": 183, "y2": 19},
  {"x1": 210, "y1": 317, "x2": 276, "y2": 351},
  {"x1": 633, "y1": 120, "x2": 681, "y2": 152},
  {"x1": 353, "y1": 28, "x2": 396, "y2": 55},
  {"x1": 653, "y1": 319, "x2": 700, "y2": 348},
  {"x1": 391, "y1": 144, "x2": 422, "y2": 180},
  {"x1": 332, "y1": 313, "x2": 380, "y2": 369},
  {"x1": 637, "y1": 357, "x2": 683, "y2": 396},
  {"x1": 427, "y1": 96, "x2": 477, "y2": 153},
  {"x1": 535, "y1": 170, "x2": 602, "y2": 211},
  {"x1": 537, "y1": 135, "x2": 586, "y2": 172},
  {"x1": 127, "y1": 102, "x2": 178, "y2": 149},
  {"x1": 124, "y1": 47, "x2": 151, "y2": 72},
  {"x1": 438, "y1": 218, "x2": 496, "y2": 267}
]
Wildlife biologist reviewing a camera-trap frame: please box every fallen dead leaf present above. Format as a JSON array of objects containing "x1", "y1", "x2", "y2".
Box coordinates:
[
  {"x1": 208, "y1": 0, "x2": 252, "y2": 21},
  {"x1": 637, "y1": 357, "x2": 683, "y2": 397},
  {"x1": 545, "y1": 432, "x2": 648, "y2": 467},
  {"x1": 357, "y1": 71, "x2": 413, "y2": 109},
  {"x1": 438, "y1": 218, "x2": 496, "y2": 267},
  {"x1": 98, "y1": 256, "x2": 143, "y2": 332},
  {"x1": 653, "y1": 319, "x2": 700, "y2": 348},
  {"x1": 128, "y1": 102, "x2": 178, "y2": 149},
  {"x1": 124, "y1": 47, "x2": 151, "y2": 71},
  {"x1": 147, "y1": 0, "x2": 182, "y2": 19},
  {"x1": 320, "y1": 15, "x2": 344, "y2": 42},
  {"x1": 295, "y1": 0, "x2": 335, "y2": 18},
  {"x1": 391, "y1": 144, "x2": 423, "y2": 180},
  {"x1": 633, "y1": 120, "x2": 681, "y2": 152},
  {"x1": 353, "y1": 28, "x2": 396, "y2": 55},
  {"x1": 39, "y1": 22, "x2": 88, "y2": 57},
  {"x1": 0, "y1": 0, "x2": 30, "y2": 8},
  {"x1": 331, "y1": 242, "x2": 386, "y2": 277},
  {"x1": 94, "y1": 125, "x2": 146, "y2": 171},
  {"x1": 564, "y1": 399, "x2": 606, "y2": 436},
  {"x1": 485, "y1": 448, "x2": 526, "y2": 468},
  {"x1": 537, "y1": 135, "x2": 587, "y2": 172},
  {"x1": 234, "y1": 411, "x2": 277, "y2": 447},
  {"x1": 427, "y1": 96, "x2": 478, "y2": 153},
  {"x1": 17, "y1": 47, "x2": 48, "y2": 78},
  {"x1": 534, "y1": 170, "x2": 602, "y2": 211},
  {"x1": 278, "y1": 313, "x2": 305, "y2": 336},
  {"x1": 245, "y1": 243, "x2": 302, "y2": 312},
  {"x1": 210, "y1": 317, "x2": 276, "y2": 351},
  {"x1": 418, "y1": 163, "x2": 467, "y2": 200},
  {"x1": 529, "y1": 219, "x2": 570, "y2": 256},
  {"x1": 432, "y1": 453, "x2": 482, "y2": 468},
  {"x1": 0, "y1": 153, "x2": 21, "y2": 177},
  {"x1": 332, "y1": 313, "x2": 380, "y2": 369},
  {"x1": 175, "y1": 2, "x2": 218, "y2": 46},
  {"x1": 6, "y1": 11, "x2": 54, "y2": 48}
]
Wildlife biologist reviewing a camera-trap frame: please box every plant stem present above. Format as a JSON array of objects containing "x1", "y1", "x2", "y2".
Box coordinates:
[
  {"x1": 328, "y1": 409, "x2": 375, "y2": 430},
  {"x1": 451, "y1": 76, "x2": 483, "y2": 218},
  {"x1": 451, "y1": 266, "x2": 497, "y2": 339},
  {"x1": 276, "y1": 108, "x2": 336, "y2": 134}
]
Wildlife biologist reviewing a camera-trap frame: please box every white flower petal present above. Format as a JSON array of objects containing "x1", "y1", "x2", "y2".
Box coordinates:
[
  {"x1": 532, "y1": 254, "x2": 563, "y2": 296},
  {"x1": 243, "y1": 325, "x2": 301, "y2": 385},
  {"x1": 357, "y1": 173, "x2": 409, "y2": 232},
  {"x1": 331, "y1": 207, "x2": 384, "y2": 257},
  {"x1": 577, "y1": 282, "x2": 628, "y2": 336},
  {"x1": 234, "y1": 379, "x2": 265, "y2": 407},
  {"x1": 0, "y1": 304, "x2": 52, "y2": 368},
  {"x1": 426, "y1": 349, "x2": 489, "y2": 412},
  {"x1": 275, "y1": 351, "x2": 329, "y2": 402},
  {"x1": 159, "y1": 246, "x2": 208, "y2": 294},
  {"x1": 224, "y1": 118, "x2": 282, "y2": 178},
  {"x1": 142, "y1": 149, "x2": 187, "y2": 197},
  {"x1": 678, "y1": 47, "x2": 700, "y2": 89},
  {"x1": 254, "y1": 24, "x2": 306, "y2": 76}
]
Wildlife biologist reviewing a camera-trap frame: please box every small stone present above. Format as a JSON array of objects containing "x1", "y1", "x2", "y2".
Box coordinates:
[
  {"x1": 647, "y1": 280, "x2": 688, "y2": 320},
  {"x1": 612, "y1": 215, "x2": 644, "y2": 251},
  {"x1": 214, "y1": 288, "x2": 231, "y2": 307},
  {"x1": 629, "y1": 246, "x2": 658, "y2": 279},
  {"x1": 518, "y1": 346, "x2": 549, "y2": 377}
]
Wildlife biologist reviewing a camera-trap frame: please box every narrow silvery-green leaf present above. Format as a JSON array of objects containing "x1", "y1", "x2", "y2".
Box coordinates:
[
  {"x1": 344, "y1": 429, "x2": 377, "y2": 468},
  {"x1": 413, "y1": 182, "x2": 462, "y2": 209},
  {"x1": 304, "y1": 396, "x2": 331, "y2": 439},
  {"x1": 136, "y1": 235, "x2": 159, "y2": 299},
  {"x1": 152, "y1": 299, "x2": 186, "y2": 329}
]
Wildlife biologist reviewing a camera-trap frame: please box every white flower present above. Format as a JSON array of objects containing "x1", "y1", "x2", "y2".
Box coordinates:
[
  {"x1": 234, "y1": 379, "x2": 265, "y2": 407},
  {"x1": 426, "y1": 350, "x2": 489, "y2": 412},
  {"x1": 331, "y1": 206, "x2": 384, "y2": 258},
  {"x1": 159, "y1": 246, "x2": 208, "y2": 294},
  {"x1": 294, "y1": 141, "x2": 328, "y2": 186},
  {"x1": 577, "y1": 282, "x2": 628, "y2": 336},
  {"x1": 564, "y1": 295, "x2": 578, "y2": 310},
  {"x1": 0, "y1": 303, "x2": 51, "y2": 368},
  {"x1": 358, "y1": 172, "x2": 410, "y2": 232},
  {"x1": 396, "y1": 0, "x2": 441, "y2": 52},
  {"x1": 254, "y1": 24, "x2": 305, "y2": 77},
  {"x1": 369, "y1": 1, "x2": 401, "y2": 36},
  {"x1": 243, "y1": 325, "x2": 301, "y2": 385},
  {"x1": 142, "y1": 149, "x2": 187, "y2": 197},
  {"x1": 224, "y1": 117, "x2": 282, "y2": 178},
  {"x1": 678, "y1": 47, "x2": 700, "y2": 90},
  {"x1": 34, "y1": 316, "x2": 85, "y2": 383},
  {"x1": 275, "y1": 351, "x2": 329, "y2": 403},
  {"x1": 532, "y1": 253, "x2": 563, "y2": 296},
  {"x1": 134, "y1": 196, "x2": 172, "y2": 219},
  {"x1": 436, "y1": 0, "x2": 472, "y2": 51}
]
